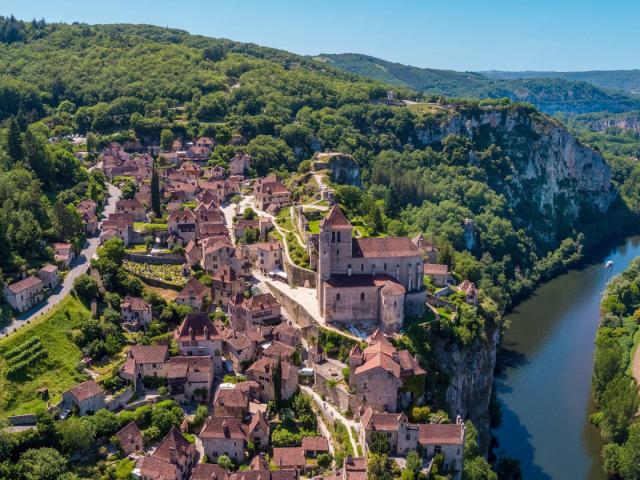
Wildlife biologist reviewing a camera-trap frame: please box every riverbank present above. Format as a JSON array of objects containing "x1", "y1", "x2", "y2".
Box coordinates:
[
  {"x1": 590, "y1": 257, "x2": 640, "y2": 479},
  {"x1": 493, "y1": 234, "x2": 640, "y2": 480}
]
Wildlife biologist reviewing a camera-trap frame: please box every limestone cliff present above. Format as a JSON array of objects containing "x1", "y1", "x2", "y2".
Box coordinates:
[
  {"x1": 431, "y1": 322, "x2": 500, "y2": 454},
  {"x1": 414, "y1": 104, "x2": 616, "y2": 244}
]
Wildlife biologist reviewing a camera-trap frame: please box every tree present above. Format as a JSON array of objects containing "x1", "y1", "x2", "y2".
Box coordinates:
[
  {"x1": 243, "y1": 207, "x2": 257, "y2": 220},
  {"x1": 151, "y1": 400, "x2": 184, "y2": 435},
  {"x1": 438, "y1": 241, "x2": 455, "y2": 268},
  {"x1": 369, "y1": 431, "x2": 390, "y2": 455},
  {"x1": 217, "y1": 454, "x2": 233, "y2": 469},
  {"x1": 5, "y1": 116, "x2": 23, "y2": 162},
  {"x1": 600, "y1": 374, "x2": 639, "y2": 443},
  {"x1": 23, "y1": 128, "x2": 51, "y2": 185},
  {"x1": 366, "y1": 453, "x2": 392, "y2": 480},
  {"x1": 85, "y1": 409, "x2": 120, "y2": 438},
  {"x1": 18, "y1": 447, "x2": 68, "y2": 480},
  {"x1": 160, "y1": 128, "x2": 173, "y2": 152},
  {"x1": 464, "y1": 421, "x2": 480, "y2": 458},
  {"x1": 617, "y1": 421, "x2": 640, "y2": 478},
  {"x1": 462, "y1": 456, "x2": 497, "y2": 480},
  {"x1": 86, "y1": 132, "x2": 98, "y2": 153},
  {"x1": 203, "y1": 44, "x2": 226, "y2": 62},
  {"x1": 73, "y1": 274, "x2": 99, "y2": 303},
  {"x1": 97, "y1": 237, "x2": 125, "y2": 265},
  {"x1": 317, "y1": 453, "x2": 332, "y2": 469},
  {"x1": 56, "y1": 417, "x2": 95, "y2": 453},
  {"x1": 151, "y1": 160, "x2": 161, "y2": 217},
  {"x1": 495, "y1": 457, "x2": 523, "y2": 480}
]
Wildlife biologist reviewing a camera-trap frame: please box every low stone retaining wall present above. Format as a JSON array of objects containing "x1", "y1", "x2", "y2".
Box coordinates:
[
  {"x1": 106, "y1": 387, "x2": 134, "y2": 411},
  {"x1": 125, "y1": 253, "x2": 184, "y2": 265},
  {"x1": 8, "y1": 414, "x2": 37, "y2": 426},
  {"x1": 283, "y1": 257, "x2": 317, "y2": 288}
]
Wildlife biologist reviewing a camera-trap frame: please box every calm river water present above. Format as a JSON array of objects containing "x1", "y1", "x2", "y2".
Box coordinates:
[{"x1": 493, "y1": 235, "x2": 640, "y2": 480}]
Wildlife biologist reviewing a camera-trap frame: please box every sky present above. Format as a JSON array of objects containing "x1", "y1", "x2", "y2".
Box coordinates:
[{"x1": 3, "y1": 0, "x2": 639, "y2": 72}]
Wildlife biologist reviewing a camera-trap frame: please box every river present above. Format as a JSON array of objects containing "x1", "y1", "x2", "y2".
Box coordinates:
[{"x1": 493, "y1": 234, "x2": 640, "y2": 480}]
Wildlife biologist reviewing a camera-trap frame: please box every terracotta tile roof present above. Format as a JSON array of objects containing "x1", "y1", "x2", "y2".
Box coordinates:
[
  {"x1": 354, "y1": 352, "x2": 401, "y2": 378},
  {"x1": 245, "y1": 410, "x2": 269, "y2": 437},
  {"x1": 129, "y1": 345, "x2": 168, "y2": 364},
  {"x1": 168, "y1": 208, "x2": 197, "y2": 222},
  {"x1": 214, "y1": 387, "x2": 248, "y2": 408},
  {"x1": 115, "y1": 421, "x2": 142, "y2": 450},
  {"x1": 320, "y1": 205, "x2": 351, "y2": 229},
  {"x1": 176, "y1": 313, "x2": 219, "y2": 341},
  {"x1": 6, "y1": 275, "x2": 42, "y2": 294},
  {"x1": 204, "y1": 239, "x2": 234, "y2": 255},
  {"x1": 301, "y1": 436, "x2": 329, "y2": 452},
  {"x1": 225, "y1": 332, "x2": 253, "y2": 352},
  {"x1": 67, "y1": 380, "x2": 104, "y2": 402},
  {"x1": 39, "y1": 264, "x2": 58, "y2": 273},
  {"x1": 138, "y1": 456, "x2": 177, "y2": 480},
  {"x1": 272, "y1": 322, "x2": 297, "y2": 341},
  {"x1": 397, "y1": 349, "x2": 426, "y2": 376},
  {"x1": 272, "y1": 447, "x2": 305, "y2": 469},
  {"x1": 211, "y1": 265, "x2": 238, "y2": 283},
  {"x1": 423, "y1": 263, "x2": 449, "y2": 275},
  {"x1": 381, "y1": 280, "x2": 406, "y2": 295},
  {"x1": 361, "y1": 407, "x2": 403, "y2": 431},
  {"x1": 153, "y1": 427, "x2": 195, "y2": 464},
  {"x1": 242, "y1": 293, "x2": 280, "y2": 313},
  {"x1": 352, "y1": 237, "x2": 421, "y2": 258},
  {"x1": 121, "y1": 295, "x2": 150, "y2": 312},
  {"x1": 192, "y1": 463, "x2": 229, "y2": 480},
  {"x1": 418, "y1": 423, "x2": 464, "y2": 445},
  {"x1": 177, "y1": 277, "x2": 210, "y2": 302},
  {"x1": 263, "y1": 341, "x2": 296, "y2": 358},
  {"x1": 200, "y1": 416, "x2": 247, "y2": 441}
]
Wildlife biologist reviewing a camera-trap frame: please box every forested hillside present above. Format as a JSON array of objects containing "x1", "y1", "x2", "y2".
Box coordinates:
[
  {"x1": 483, "y1": 69, "x2": 640, "y2": 94},
  {"x1": 318, "y1": 53, "x2": 640, "y2": 114}
]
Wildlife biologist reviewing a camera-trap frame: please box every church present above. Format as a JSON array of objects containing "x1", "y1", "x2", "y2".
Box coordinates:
[{"x1": 316, "y1": 205, "x2": 426, "y2": 330}]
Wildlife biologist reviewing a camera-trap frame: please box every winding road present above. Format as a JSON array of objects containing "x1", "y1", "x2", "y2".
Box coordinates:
[{"x1": 0, "y1": 182, "x2": 121, "y2": 338}]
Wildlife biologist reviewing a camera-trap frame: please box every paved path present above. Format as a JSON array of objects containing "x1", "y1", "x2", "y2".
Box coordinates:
[
  {"x1": 316, "y1": 415, "x2": 336, "y2": 457},
  {"x1": 301, "y1": 385, "x2": 360, "y2": 455},
  {"x1": 0, "y1": 182, "x2": 121, "y2": 338}
]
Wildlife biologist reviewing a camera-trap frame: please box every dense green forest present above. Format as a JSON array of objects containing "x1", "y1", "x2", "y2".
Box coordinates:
[
  {"x1": 483, "y1": 69, "x2": 640, "y2": 94},
  {"x1": 592, "y1": 258, "x2": 640, "y2": 478},
  {"x1": 319, "y1": 53, "x2": 640, "y2": 114}
]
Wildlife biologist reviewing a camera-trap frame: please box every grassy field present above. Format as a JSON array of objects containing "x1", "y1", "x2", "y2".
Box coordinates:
[{"x1": 0, "y1": 295, "x2": 91, "y2": 417}]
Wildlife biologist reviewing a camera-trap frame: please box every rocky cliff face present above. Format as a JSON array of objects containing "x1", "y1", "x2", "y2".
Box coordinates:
[
  {"x1": 431, "y1": 323, "x2": 500, "y2": 454},
  {"x1": 415, "y1": 105, "x2": 616, "y2": 244}
]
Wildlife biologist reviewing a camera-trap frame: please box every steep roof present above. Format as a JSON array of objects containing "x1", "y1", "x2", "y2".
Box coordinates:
[
  {"x1": 320, "y1": 204, "x2": 352, "y2": 229},
  {"x1": 272, "y1": 447, "x2": 306, "y2": 469},
  {"x1": 115, "y1": 422, "x2": 143, "y2": 450},
  {"x1": 191, "y1": 463, "x2": 229, "y2": 480},
  {"x1": 6, "y1": 275, "x2": 42, "y2": 294},
  {"x1": 177, "y1": 277, "x2": 210, "y2": 301},
  {"x1": 200, "y1": 416, "x2": 247, "y2": 441},
  {"x1": 129, "y1": 345, "x2": 168, "y2": 364},
  {"x1": 176, "y1": 313, "x2": 219, "y2": 341},
  {"x1": 361, "y1": 407, "x2": 404, "y2": 431},
  {"x1": 153, "y1": 426, "x2": 195, "y2": 464},
  {"x1": 67, "y1": 380, "x2": 104, "y2": 402}
]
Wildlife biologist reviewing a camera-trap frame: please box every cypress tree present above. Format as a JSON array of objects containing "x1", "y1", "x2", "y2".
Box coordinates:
[
  {"x1": 151, "y1": 159, "x2": 161, "y2": 218},
  {"x1": 6, "y1": 116, "x2": 23, "y2": 162}
]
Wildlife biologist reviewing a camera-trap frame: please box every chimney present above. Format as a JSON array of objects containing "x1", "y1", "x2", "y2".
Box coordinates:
[
  {"x1": 189, "y1": 326, "x2": 194, "y2": 341},
  {"x1": 204, "y1": 325, "x2": 210, "y2": 340},
  {"x1": 169, "y1": 446, "x2": 177, "y2": 464}
]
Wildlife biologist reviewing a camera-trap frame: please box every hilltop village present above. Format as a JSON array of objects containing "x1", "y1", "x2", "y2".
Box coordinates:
[{"x1": 2, "y1": 138, "x2": 482, "y2": 480}]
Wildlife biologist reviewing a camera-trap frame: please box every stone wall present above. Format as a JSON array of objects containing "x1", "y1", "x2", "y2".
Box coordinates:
[
  {"x1": 282, "y1": 255, "x2": 318, "y2": 288},
  {"x1": 125, "y1": 253, "x2": 184, "y2": 265}
]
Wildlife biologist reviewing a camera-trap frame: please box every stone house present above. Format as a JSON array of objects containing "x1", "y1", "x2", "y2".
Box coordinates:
[
  {"x1": 176, "y1": 276, "x2": 211, "y2": 311},
  {"x1": 301, "y1": 436, "x2": 330, "y2": 458},
  {"x1": 229, "y1": 152, "x2": 251, "y2": 176},
  {"x1": 261, "y1": 341, "x2": 297, "y2": 363},
  {"x1": 137, "y1": 427, "x2": 197, "y2": 480},
  {"x1": 223, "y1": 331, "x2": 255, "y2": 372},
  {"x1": 245, "y1": 410, "x2": 270, "y2": 448},
  {"x1": 116, "y1": 198, "x2": 146, "y2": 221},
  {"x1": 212, "y1": 386, "x2": 249, "y2": 419},
  {"x1": 101, "y1": 217, "x2": 133, "y2": 246},
  {"x1": 360, "y1": 407, "x2": 418, "y2": 456},
  {"x1": 411, "y1": 233, "x2": 438, "y2": 264},
  {"x1": 76, "y1": 199, "x2": 98, "y2": 236},
  {"x1": 348, "y1": 330, "x2": 425, "y2": 414},
  {"x1": 184, "y1": 240, "x2": 203, "y2": 267},
  {"x1": 211, "y1": 265, "x2": 243, "y2": 308},
  {"x1": 37, "y1": 264, "x2": 59, "y2": 291},
  {"x1": 316, "y1": 205, "x2": 426, "y2": 331},
  {"x1": 168, "y1": 209, "x2": 197, "y2": 243},
  {"x1": 245, "y1": 357, "x2": 298, "y2": 403},
  {"x1": 272, "y1": 447, "x2": 306, "y2": 472},
  {"x1": 200, "y1": 416, "x2": 247, "y2": 462},
  {"x1": 233, "y1": 217, "x2": 272, "y2": 242},
  {"x1": 272, "y1": 322, "x2": 301, "y2": 346},
  {"x1": 121, "y1": 345, "x2": 169, "y2": 389},
  {"x1": 115, "y1": 421, "x2": 144, "y2": 455},
  {"x1": 228, "y1": 293, "x2": 282, "y2": 329},
  {"x1": 244, "y1": 242, "x2": 283, "y2": 275},
  {"x1": 423, "y1": 264, "x2": 449, "y2": 287},
  {"x1": 167, "y1": 355, "x2": 214, "y2": 402},
  {"x1": 253, "y1": 174, "x2": 291, "y2": 212},
  {"x1": 4, "y1": 275, "x2": 44, "y2": 312},
  {"x1": 418, "y1": 419, "x2": 465, "y2": 478},
  {"x1": 457, "y1": 280, "x2": 478, "y2": 306},
  {"x1": 120, "y1": 295, "x2": 153, "y2": 331},
  {"x1": 195, "y1": 137, "x2": 215, "y2": 149},
  {"x1": 203, "y1": 239, "x2": 235, "y2": 274},
  {"x1": 62, "y1": 380, "x2": 106, "y2": 416},
  {"x1": 175, "y1": 313, "x2": 223, "y2": 373},
  {"x1": 53, "y1": 243, "x2": 75, "y2": 268}
]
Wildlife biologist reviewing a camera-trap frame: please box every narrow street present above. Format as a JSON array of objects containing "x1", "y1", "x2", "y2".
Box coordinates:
[
  {"x1": 0, "y1": 182, "x2": 121, "y2": 338},
  {"x1": 301, "y1": 385, "x2": 360, "y2": 456}
]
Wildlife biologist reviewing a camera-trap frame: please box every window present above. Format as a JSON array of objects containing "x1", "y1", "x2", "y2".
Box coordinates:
[
  {"x1": 384, "y1": 262, "x2": 387, "y2": 270},
  {"x1": 435, "y1": 445, "x2": 442, "y2": 454},
  {"x1": 336, "y1": 293, "x2": 341, "y2": 301},
  {"x1": 337, "y1": 231, "x2": 341, "y2": 242},
  {"x1": 361, "y1": 264, "x2": 364, "y2": 271},
  {"x1": 360, "y1": 292, "x2": 365, "y2": 301},
  {"x1": 406, "y1": 434, "x2": 411, "y2": 441},
  {"x1": 362, "y1": 381, "x2": 368, "y2": 390},
  {"x1": 331, "y1": 231, "x2": 335, "y2": 242},
  {"x1": 336, "y1": 249, "x2": 340, "y2": 256}
]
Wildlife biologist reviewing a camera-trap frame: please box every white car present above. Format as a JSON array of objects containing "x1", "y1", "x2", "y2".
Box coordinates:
[{"x1": 59, "y1": 409, "x2": 71, "y2": 420}]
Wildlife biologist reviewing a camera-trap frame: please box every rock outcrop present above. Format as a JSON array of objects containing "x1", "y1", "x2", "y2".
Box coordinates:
[
  {"x1": 312, "y1": 152, "x2": 361, "y2": 187},
  {"x1": 414, "y1": 105, "x2": 616, "y2": 244}
]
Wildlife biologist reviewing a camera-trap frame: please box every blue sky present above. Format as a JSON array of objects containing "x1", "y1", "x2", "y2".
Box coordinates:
[{"x1": 3, "y1": 0, "x2": 639, "y2": 71}]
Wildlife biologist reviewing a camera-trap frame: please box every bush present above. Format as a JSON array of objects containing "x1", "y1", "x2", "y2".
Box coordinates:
[
  {"x1": 217, "y1": 454, "x2": 233, "y2": 469},
  {"x1": 73, "y1": 274, "x2": 99, "y2": 303}
]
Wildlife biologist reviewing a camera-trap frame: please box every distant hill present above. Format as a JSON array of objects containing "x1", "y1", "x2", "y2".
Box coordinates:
[
  {"x1": 317, "y1": 53, "x2": 640, "y2": 114},
  {"x1": 482, "y1": 70, "x2": 640, "y2": 95}
]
